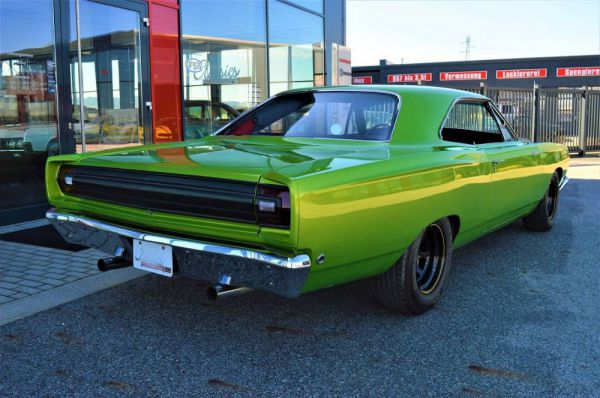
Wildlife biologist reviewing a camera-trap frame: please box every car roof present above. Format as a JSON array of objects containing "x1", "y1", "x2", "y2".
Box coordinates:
[
  {"x1": 277, "y1": 85, "x2": 488, "y2": 144},
  {"x1": 280, "y1": 84, "x2": 487, "y2": 101}
]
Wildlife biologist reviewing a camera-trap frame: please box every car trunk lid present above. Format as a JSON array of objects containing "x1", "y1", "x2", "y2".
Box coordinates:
[{"x1": 72, "y1": 135, "x2": 384, "y2": 182}]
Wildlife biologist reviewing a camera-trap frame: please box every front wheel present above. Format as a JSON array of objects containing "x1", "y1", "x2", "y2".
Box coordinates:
[
  {"x1": 375, "y1": 218, "x2": 453, "y2": 315},
  {"x1": 522, "y1": 171, "x2": 560, "y2": 232}
]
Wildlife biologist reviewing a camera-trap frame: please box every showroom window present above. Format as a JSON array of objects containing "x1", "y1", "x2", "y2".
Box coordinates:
[
  {"x1": 268, "y1": 1, "x2": 325, "y2": 95},
  {"x1": 68, "y1": 0, "x2": 145, "y2": 153},
  {"x1": 284, "y1": 0, "x2": 323, "y2": 13},
  {"x1": 180, "y1": 0, "x2": 324, "y2": 140},
  {"x1": 181, "y1": 1, "x2": 268, "y2": 140},
  {"x1": 0, "y1": 0, "x2": 58, "y2": 217}
]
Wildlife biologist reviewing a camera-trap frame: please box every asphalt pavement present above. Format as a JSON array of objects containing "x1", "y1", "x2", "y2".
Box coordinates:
[{"x1": 1, "y1": 161, "x2": 599, "y2": 397}]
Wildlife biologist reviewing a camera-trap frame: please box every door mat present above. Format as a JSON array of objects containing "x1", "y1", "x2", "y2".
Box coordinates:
[{"x1": 0, "y1": 224, "x2": 87, "y2": 252}]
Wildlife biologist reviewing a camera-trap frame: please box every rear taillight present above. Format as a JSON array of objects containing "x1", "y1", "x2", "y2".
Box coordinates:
[
  {"x1": 58, "y1": 166, "x2": 75, "y2": 193},
  {"x1": 255, "y1": 184, "x2": 290, "y2": 229}
]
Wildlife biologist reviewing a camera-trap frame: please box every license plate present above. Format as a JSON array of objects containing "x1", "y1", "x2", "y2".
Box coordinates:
[{"x1": 133, "y1": 239, "x2": 173, "y2": 277}]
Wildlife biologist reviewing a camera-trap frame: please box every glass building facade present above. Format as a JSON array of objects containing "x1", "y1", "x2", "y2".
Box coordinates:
[
  {"x1": 180, "y1": 1, "x2": 328, "y2": 139},
  {"x1": 0, "y1": 0, "x2": 345, "y2": 225}
]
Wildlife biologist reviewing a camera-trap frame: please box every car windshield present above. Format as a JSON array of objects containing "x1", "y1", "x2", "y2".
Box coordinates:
[{"x1": 218, "y1": 91, "x2": 399, "y2": 141}]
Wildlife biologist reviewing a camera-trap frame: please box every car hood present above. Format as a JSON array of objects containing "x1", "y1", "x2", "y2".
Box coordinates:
[{"x1": 69, "y1": 136, "x2": 392, "y2": 183}]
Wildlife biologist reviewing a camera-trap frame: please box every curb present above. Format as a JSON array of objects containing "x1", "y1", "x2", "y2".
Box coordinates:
[{"x1": 0, "y1": 267, "x2": 145, "y2": 327}]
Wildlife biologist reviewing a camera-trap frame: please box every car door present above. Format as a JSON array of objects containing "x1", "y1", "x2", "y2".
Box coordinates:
[{"x1": 477, "y1": 102, "x2": 542, "y2": 226}]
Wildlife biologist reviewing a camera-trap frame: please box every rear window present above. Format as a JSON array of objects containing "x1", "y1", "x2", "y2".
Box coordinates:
[{"x1": 218, "y1": 91, "x2": 399, "y2": 141}]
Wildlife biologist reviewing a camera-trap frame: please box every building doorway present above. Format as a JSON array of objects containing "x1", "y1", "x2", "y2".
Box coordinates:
[
  {"x1": 69, "y1": 0, "x2": 152, "y2": 153},
  {"x1": 0, "y1": 0, "x2": 151, "y2": 225}
]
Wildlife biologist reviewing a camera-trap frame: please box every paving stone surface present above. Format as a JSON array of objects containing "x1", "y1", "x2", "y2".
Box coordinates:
[{"x1": 0, "y1": 238, "x2": 103, "y2": 305}]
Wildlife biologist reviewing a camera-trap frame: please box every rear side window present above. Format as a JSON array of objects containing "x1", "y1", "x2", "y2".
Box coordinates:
[
  {"x1": 489, "y1": 104, "x2": 518, "y2": 141},
  {"x1": 441, "y1": 102, "x2": 504, "y2": 145},
  {"x1": 218, "y1": 92, "x2": 399, "y2": 141}
]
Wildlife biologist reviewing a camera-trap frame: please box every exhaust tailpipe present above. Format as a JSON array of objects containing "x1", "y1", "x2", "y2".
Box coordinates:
[
  {"x1": 206, "y1": 285, "x2": 252, "y2": 301},
  {"x1": 97, "y1": 257, "x2": 131, "y2": 272}
]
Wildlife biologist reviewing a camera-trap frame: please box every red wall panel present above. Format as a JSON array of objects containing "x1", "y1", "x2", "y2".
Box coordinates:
[{"x1": 148, "y1": 1, "x2": 182, "y2": 143}]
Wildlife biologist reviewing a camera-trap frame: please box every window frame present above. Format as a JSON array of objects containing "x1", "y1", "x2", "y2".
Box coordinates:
[
  {"x1": 214, "y1": 89, "x2": 402, "y2": 142},
  {"x1": 488, "y1": 102, "x2": 520, "y2": 142},
  {"x1": 439, "y1": 98, "x2": 510, "y2": 146},
  {"x1": 277, "y1": 0, "x2": 324, "y2": 16}
]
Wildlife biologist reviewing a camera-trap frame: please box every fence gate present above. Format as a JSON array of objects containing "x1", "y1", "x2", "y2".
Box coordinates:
[
  {"x1": 585, "y1": 90, "x2": 600, "y2": 151},
  {"x1": 537, "y1": 89, "x2": 585, "y2": 153}
]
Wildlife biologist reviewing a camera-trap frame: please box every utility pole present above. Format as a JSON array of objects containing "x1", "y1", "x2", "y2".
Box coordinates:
[{"x1": 462, "y1": 36, "x2": 473, "y2": 61}]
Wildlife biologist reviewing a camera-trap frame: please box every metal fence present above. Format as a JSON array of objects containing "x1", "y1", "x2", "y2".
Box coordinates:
[
  {"x1": 585, "y1": 90, "x2": 600, "y2": 151},
  {"x1": 538, "y1": 88, "x2": 584, "y2": 152},
  {"x1": 487, "y1": 88, "x2": 534, "y2": 142},
  {"x1": 458, "y1": 85, "x2": 600, "y2": 154}
]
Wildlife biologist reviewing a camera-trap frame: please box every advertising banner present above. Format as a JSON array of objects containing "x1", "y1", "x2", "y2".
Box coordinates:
[
  {"x1": 352, "y1": 76, "x2": 373, "y2": 84},
  {"x1": 440, "y1": 71, "x2": 487, "y2": 81},
  {"x1": 496, "y1": 68, "x2": 547, "y2": 79},
  {"x1": 557, "y1": 66, "x2": 600, "y2": 77},
  {"x1": 332, "y1": 44, "x2": 352, "y2": 85},
  {"x1": 387, "y1": 73, "x2": 432, "y2": 83}
]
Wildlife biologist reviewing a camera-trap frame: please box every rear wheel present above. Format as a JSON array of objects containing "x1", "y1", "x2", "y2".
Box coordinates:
[
  {"x1": 522, "y1": 172, "x2": 560, "y2": 232},
  {"x1": 375, "y1": 218, "x2": 453, "y2": 315}
]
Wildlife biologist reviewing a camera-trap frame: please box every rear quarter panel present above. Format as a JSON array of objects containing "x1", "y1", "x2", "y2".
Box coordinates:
[
  {"x1": 288, "y1": 144, "x2": 492, "y2": 293},
  {"x1": 537, "y1": 142, "x2": 570, "y2": 182}
]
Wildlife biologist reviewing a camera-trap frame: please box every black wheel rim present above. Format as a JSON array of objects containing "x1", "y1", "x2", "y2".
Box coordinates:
[
  {"x1": 547, "y1": 180, "x2": 558, "y2": 220},
  {"x1": 415, "y1": 224, "x2": 446, "y2": 295}
]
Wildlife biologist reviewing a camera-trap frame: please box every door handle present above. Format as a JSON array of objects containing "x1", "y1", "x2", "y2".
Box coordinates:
[{"x1": 491, "y1": 159, "x2": 503, "y2": 172}]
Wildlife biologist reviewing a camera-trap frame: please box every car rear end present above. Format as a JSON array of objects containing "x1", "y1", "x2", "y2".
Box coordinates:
[
  {"x1": 45, "y1": 156, "x2": 310, "y2": 298},
  {"x1": 45, "y1": 87, "x2": 404, "y2": 298}
]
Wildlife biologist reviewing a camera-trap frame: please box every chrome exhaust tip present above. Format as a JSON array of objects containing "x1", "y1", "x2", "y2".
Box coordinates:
[{"x1": 206, "y1": 285, "x2": 253, "y2": 301}]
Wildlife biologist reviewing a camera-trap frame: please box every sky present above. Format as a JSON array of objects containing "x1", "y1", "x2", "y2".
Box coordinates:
[{"x1": 347, "y1": 0, "x2": 600, "y2": 66}]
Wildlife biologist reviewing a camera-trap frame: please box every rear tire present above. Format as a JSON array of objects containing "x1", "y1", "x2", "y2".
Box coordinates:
[
  {"x1": 522, "y1": 172, "x2": 560, "y2": 232},
  {"x1": 375, "y1": 218, "x2": 453, "y2": 315}
]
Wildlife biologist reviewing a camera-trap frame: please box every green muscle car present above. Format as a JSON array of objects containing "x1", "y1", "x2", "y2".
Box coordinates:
[{"x1": 46, "y1": 86, "x2": 569, "y2": 315}]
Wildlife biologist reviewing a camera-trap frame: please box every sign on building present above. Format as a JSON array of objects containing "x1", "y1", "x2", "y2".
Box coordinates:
[
  {"x1": 353, "y1": 76, "x2": 373, "y2": 84},
  {"x1": 557, "y1": 66, "x2": 600, "y2": 77},
  {"x1": 332, "y1": 44, "x2": 352, "y2": 85},
  {"x1": 387, "y1": 73, "x2": 432, "y2": 83},
  {"x1": 496, "y1": 68, "x2": 547, "y2": 79},
  {"x1": 439, "y1": 71, "x2": 487, "y2": 81}
]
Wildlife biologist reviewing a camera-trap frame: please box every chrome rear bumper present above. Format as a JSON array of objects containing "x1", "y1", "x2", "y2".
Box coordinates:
[{"x1": 46, "y1": 210, "x2": 311, "y2": 298}]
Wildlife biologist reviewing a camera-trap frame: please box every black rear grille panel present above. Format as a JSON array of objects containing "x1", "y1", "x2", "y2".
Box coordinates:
[{"x1": 58, "y1": 166, "x2": 258, "y2": 224}]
